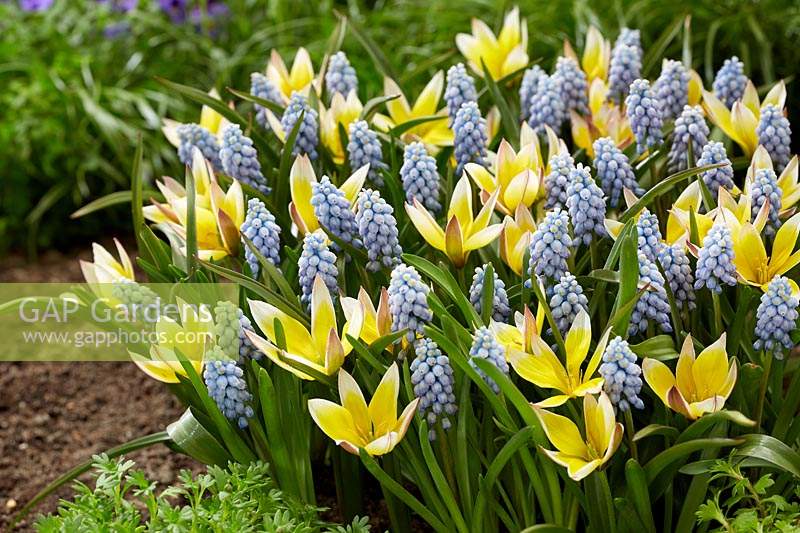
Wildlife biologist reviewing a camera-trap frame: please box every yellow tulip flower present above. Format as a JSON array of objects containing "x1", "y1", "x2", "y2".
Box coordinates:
[
  {"x1": 143, "y1": 150, "x2": 244, "y2": 260},
  {"x1": 289, "y1": 155, "x2": 368, "y2": 235},
  {"x1": 129, "y1": 299, "x2": 214, "y2": 383},
  {"x1": 405, "y1": 175, "x2": 504, "y2": 267},
  {"x1": 643, "y1": 334, "x2": 737, "y2": 420},
  {"x1": 246, "y1": 276, "x2": 364, "y2": 380},
  {"x1": 372, "y1": 73, "x2": 452, "y2": 152},
  {"x1": 466, "y1": 123, "x2": 558, "y2": 215},
  {"x1": 267, "y1": 47, "x2": 317, "y2": 102},
  {"x1": 534, "y1": 392, "x2": 623, "y2": 481},
  {"x1": 491, "y1": 305, "x2": 545, "y2": 356},
  {"x1": 342, "y1": 287, "x2": 392, "y2": 345},
  {"x1": 688, "y1": 69, "x2": 704, "y2": 106},
  {"x1": 571, "y1": 79, "x2": 633, "y2": 157},
  {"x1": 746, "y1": 145, "x2": 800, "y2": 215},
  {"x1": 320, "y1": 91, "x2": 364, "y2": 164},
  {"x1": 455, "y1": 7, "x2": 529, "y2": 80},
  {"x1": 80, "y1": 239, "x2": 135, "y2": 285},
  {"x1": 499, "y1": 204, "x2": 536, "y2": 276},
  {"x1": 702, "y1": 80, "x2": 786, "y2": 157},
  {"x1": 308, "y1": 363, "x2": 419, "y2": 456},
  {"x1": 581, "y1": 27, "x2": 611, "y2": 82},
  {"x1": 508, "y1": 309, "x2": 611, "y2": 407},
  {"x1": 162, "y1": 89, "x2": 226, "y2": 148}
]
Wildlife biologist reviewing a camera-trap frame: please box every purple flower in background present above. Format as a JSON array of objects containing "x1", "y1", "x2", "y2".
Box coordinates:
[
  {"x1": 19, "y1": 0, "x2": 54, "y2": 11},
  {"x1": 97, "y1": 0, "x2": 138, "y2": 12},
  {"x1": 159, "y1": 0, "x2": 228, "y2": 27},
  {"x1": 159, "y1": 0, "x2": 188, "y2": 22}
]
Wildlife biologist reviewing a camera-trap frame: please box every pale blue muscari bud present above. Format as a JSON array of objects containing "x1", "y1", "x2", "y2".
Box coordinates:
[
  {"x1": 388, "y1": 263, "x2": 433, "y2": 342},
  {"x1": 753, "y1": 276, "x2": 799, "y2": 359},
  {"x1": 214, "y1": 301, "x2": 241, "y2": 357},
  {"x1": 445, "y1": 63, "x2": 478, "y2": 125},
  {"x1": 629, "y1": 251, "x2": 672, "y2": 336},
  {"x1": 401, "y1": 141, "x2": 441, "y2": 213},
  {"x1": 298, "y1": 231, "x2": 338, "y2": 309},
  {"x1": 614, "y1": 28, "x2": 642, "y2": 57},
  {"x1": 757, "y1": 105, "x2": 792, "y2": 173},
  {"x1": 654, "y1": 59, "x2": 689, "y2": 120},
  {"x1": 528, "y1": 75, "x2": 566, "y2": 135},
  {"x1": 566, "y1": 163, "x2": 606, "y2": 245},
  {"x1": 599, "y1": 336, "x2": 644, "y2": 411},
  {"x1": 626, "y1": 79, "x2": 663, "y2": 154},
  {"x1": 527, "y1": 208, "x2": 572, "y2": 290},
  {"x1": 519, "y1": 65, "x2": 546, "y2": 121},
  {"x1": 712, "y1": 56, "x2": 747, "y2": 108},
  {"x1": 250, "y1": 72, "x2": 283, "y2": 129},
  {"x1": 667, "y1": 105, "x2": 709, "y2": 171},
  {"x1": 657, "y1": 243, "x2": 696, "y2": 311},
  {"x1": 549, "y1": 272, "x2": 588, "y2": 337},
  {"x1": 111, "y1": 280, "x2": 159, "y2": 309},
  {"x1": 697, "y1": 141, "x2": 734, "y2": 196},
  {"x1": 469, "y1": 264, "x2": 511, "y2": 323},
  {"x1": 240, "y1": 198, "x2": 281, "y2": 278},
  {"x1": 592, "y1": 137, "x2": 643, "y2": 208},
  {"x1": 750, "y1": 167, "x2": 783, "y2": 237},
  {"x1": 325, "y1": 51, "x2": 358, "y2": 97},
  {"x1": 220, "y1": 123, "x2": 270, "y2": 194},
  {"x1": 552, "y1": 57, "x2": 589, "y2": 115},
  {"x1": 468, "y1": 327, "x2": 509, "y2": 394},
  {"x1": 544, "y1": 152, "x2": 575, "y2": 209},
  {"x1": 203, "y1": 349, "x2": 254, "y2": 429},
  {"x1": 280, "y1": 92, "x2": 319, "y2": 160},
  {"x1": 348, "y1": 120, "x2": 387, "y2": 186},
  {"x1": 176, "y1": 123, "x2": 222, "y2": 170},
  {"x1": 356, "y1": 189, "x2": 402, "y2": 272},
  {"x1": 311, "y1": 175, "x2": 363, "y2": 249},
  {"x1": 694, "y1": 223, "x2": 737, "y2": 294},
  {"x1": 453, "y1": 101, "x2": 488, "y2": 177},
  {"x1": 608, "y1": 43, "x2": 641, "y2": 103},
  {"x1": 410, "y1": 338, "x2": 457, "y2": 440},
  {"x1": 237, "y1": 310, "x2": 260, "y2": 362},
  {"x1": 636, "y1": 208, "x2": 662, "y2": 262}
]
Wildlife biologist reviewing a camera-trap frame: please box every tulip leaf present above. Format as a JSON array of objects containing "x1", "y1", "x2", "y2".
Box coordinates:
[
  {"x1": 71, "y1": 190, "x2": 156, "y2": 219},
  {"x1": 166, "y1": 408, "x2": 232, "y2": 466},
  {"x1": 139, "y1": 224, "x2": 173, "y2": 273},
  {"x1": 633, "y1": 423, "x2": 681, "y2": 442},
  {"x1": 480, "y1": 59, "x2": 518, "y2": 145},
  {"x1": 131, "y1": 134, "x2": 146, "y2": 257},
  {"x1": 677, "y1": 410, "x2": 756, "y2": 444},
  {"x1": 184, "y1": 164, "x2": 198, "y2": 276},
  {"x1": 241, "y1": 235, "x2": 297, "y2": 304},
  {"x1": 480, "y1": 262, "x2": 495, "y2": 325},
  {"x1": 340, "y1": 12, "x2": 397, "y2": 80},
  {"x1": 389, "y1": 115, "x2": 447, "y2": 138},
  {"x1": 276, "y1": 109, "x2": 306, "y2": 213},
  {"x1": 370, "y1": 329, "x2": 408, "y2": 355},
  {"x1": 360, "y1": 94, "x2": 401, "y2": 122},
  {"x1": 402, "y1": 253, "x2": 481, "y2": 327},
  {"x1": 732, "y1": 433, "x2": 800, "y2": 478},
  {"x1": 226, "y1": 87, "x2": 284, "y2": 115},
  {"x1": 519, "y1": 526, "x2": 574, "y2": 533},
  {"x1": 624, "y1": 459, "x2": 657, "y2": 533},
  {"x1": 630, "y1": 335, "x2": 679, "y2": 361},
  {"x1": 418, "y1": 422, "x2": 469, "y2": 533},
  {"x1": 587, "y1": 269, "x2": 620, "y2": 284},
  {"x1": 642, "y1": 16, "x2": 684, "y2": 76}
]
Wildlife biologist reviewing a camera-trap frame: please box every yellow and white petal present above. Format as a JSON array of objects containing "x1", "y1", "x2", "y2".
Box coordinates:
[
  {"x1": 692, "y1": 334, "x2": 729, "y2": 398},
  {"x1": 248, "y1": 299, "x2": 314, "y2": 356},
  {"x1": 533, "y1": 406, "x2": 590, "y2": 458},
  {"x1": 311, "y1": 275, "x2": 338, "y2": 356},
  {"x1": 565, "y1": 308, "x2": 592, "y2": 380},
  {"x1": 369, "y1": 363, "x2": 400, "y2": 436},
  {"x1": 411, "y1": 71, "x2": 444, "y2": 117},
  {"x1": 308, "y1": 398, "x2": 363, "y2": 450},
  {"x1": 406, "y1": 200, "x2": 446, "y2": 251},
  {"x1": 642, "y1": 358, "x2": 676, "y2": 405},
  {"x1": 337, "y1": 369, "x2": 370, "y2": 436}
]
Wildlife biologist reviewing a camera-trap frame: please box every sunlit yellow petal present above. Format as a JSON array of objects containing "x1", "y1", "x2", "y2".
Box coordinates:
[
  {"x1": 534, "y1": 406, "x2": 590, "y2": 457},
  {"x1": 369, "y1": 363, "x2": 400, "y2": 435},
  {"x1": 565, "y1": 308, "x2": 592, "y2": 381},
  {"x1": 406, "y1": 200, "x2": 446, "y2": 251},
  {"x1": 642, "y1": 358, "x2": 676, "y2": 405},
  {"x1": 308, "y1": 398, "x2": 363, "y2": 449},
  {"x1": 411, "y1": 71, "x2": 444, "y2": 117}
]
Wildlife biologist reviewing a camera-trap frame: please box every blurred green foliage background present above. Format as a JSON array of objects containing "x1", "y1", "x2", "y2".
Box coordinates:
[{"x1": 1, "y1": 0, "x2": 798, "y2": 255}]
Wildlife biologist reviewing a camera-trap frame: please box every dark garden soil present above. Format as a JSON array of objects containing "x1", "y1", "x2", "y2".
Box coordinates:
[{"x1": 0, "y1": 246, "x2": 423, "y2": 532}]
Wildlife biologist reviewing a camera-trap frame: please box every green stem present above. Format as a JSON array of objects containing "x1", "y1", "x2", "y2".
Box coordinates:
[
  {"x1": 755, "y1": 351, "x2": 773, "y2": 431},
  {"x1": 711, "y1": 292, "x2": 723, "y2": 338},
  {"x1": 437, "y1": 425, "x2": 458, "y2": 499},
  {"x1": 624, "y1": 409, "x2": 639, "y2": 461},
  {"x1": 585, "y1": 469, "x2": 616, "y2": 533}
]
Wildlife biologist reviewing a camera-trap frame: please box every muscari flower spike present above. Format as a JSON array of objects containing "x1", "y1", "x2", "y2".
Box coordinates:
[
  {"x1": 519, "y1": 65, "x2": 546, "y2": 122},
  {"x1": 528, "y1": 75, "x2": 566, "y2": 135},
  {"x1": 240, "y1": 198, "x2": 281, "y2": 278},
  {"x1": 111, "y1": 280, "x2": 159, "y2": 309},
  {"x1": 400, "y1": 141, "x2": 441, "y2": 213},
  {"x1": 636, "y1": 208, "x2": 662, "y2": 262},
  {"x1": 325, "y1": 51, "x2": 358, "y2": 97},
  {"x1": 552, "y1": 56, "x2": 589, "y2": 115},
  {"x1": 657, "y1": 243, "x2": 696, "y2": 311},
  {"x1": 694, "y1": 222, "x2": 737, "y2": 294},
  {"x1": 410, "y1": 338, "x2": 458, "y2": 440},
  {"x1": 607, "y1": 43, "x2": 641, "y2": 103},
  {"x1": 469, "y1": 327, "x2": 509, "y2": 394},
  {"x1": 654, "y1": 59, "x2": 689, "y2": 120},
  {"x1": 348, "y1": 120, "x2": 387, "y2": 186},
  {"x1": 203, "y1": 352, "x2": 255, "y2": 429},
  {"x1": 566, "y1": 163, "x2": 606, "y2": 245},
  {"x1": 697, "y1": 141, "x2": 735, "y2": 196},
  {"x1": 388, "y1": 263, "x2": 433, "y2": 342},
  {"x1": 599, "y1": 336, "x2": 644, "y2": 411},
  {"x1": 356, "y1": 189, "x2": 403, "y2": 272},
  {"x1": 544, "y1": 151, "x2": 575, "y2": 209},
  {"x1": 592, "y1": 137, "x2": 643, "y2": 208},
  {"x1": 712, "y1": 56, "x2": 747, "y2": 108},
  {"x1": 753, "y1": 276, "x2": 799, "y2": 359},
  {"x1": 549, "y1": 272, "x2": 588, "y2": 338},
  {"x1": 220, "y1": 123, "x2": 270, "y2": 194},
  {"x1": 250, "y1": 72, "x2": 283, "y2": 129},
  {"x1": 237, "y1": 310, "x2": 260, "y2": 361},
  {"x1": 750, "y1": 167, "x2": 783, "y2": 236},
  {"x1": 626, "y1": 79, "x2": 664, "y2": 154},
  {"x1": 445, "y1": 63, "x2": 478, "y2": 125},
  {"x1": 756, "y1": 104, "x2": 792, "y2": 173},
  {"x1": 667, "y1": 105, "x2": 709, "y2": 171},
  {"x1": 453, "y1": 101, "x2": 488, "y2": 177},
  {"x1": 469, "y1": 264, "x2": 511, "y2": 323},
  {"x1": 214, "y1": 301, "x2": 241, "y2": 356},
  {"x1": 630, "y1": 251, "x2": 673, "y2": 336},
  {"x1": 615, "y1": 28, "x2": 642, "y2": 56},
  {"x1": 527, "y1": 208, "x2": 572, "y2": 290},
  {"x1": 298, "y1": 230, "x2": 339, "y2": 309},
  {"x1": 280, "y1": 92, "x2": 319, "y2": 160},
  {"x1": 311, "y1": 175, "x2": 363, "y2": 249},
  {"x1": 176, "y1": 123, "x2": 222, "y2": 170}
]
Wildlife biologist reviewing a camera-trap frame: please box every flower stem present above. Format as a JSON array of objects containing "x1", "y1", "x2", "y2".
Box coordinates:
[
  {"x1": 624, "y1": 408, "x2": 638, "y2": 461},
  {"x1": 711, "y1": 292, "x2": 723, "y2": 338},
  {"x1": 755, "y1": 350, "x2": 773, "y2": 431}
]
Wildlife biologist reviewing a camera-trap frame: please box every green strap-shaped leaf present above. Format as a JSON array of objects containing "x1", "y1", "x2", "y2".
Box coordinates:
[{"x1": 166, "y1": 408, "x2": 232, "y2": 466}]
